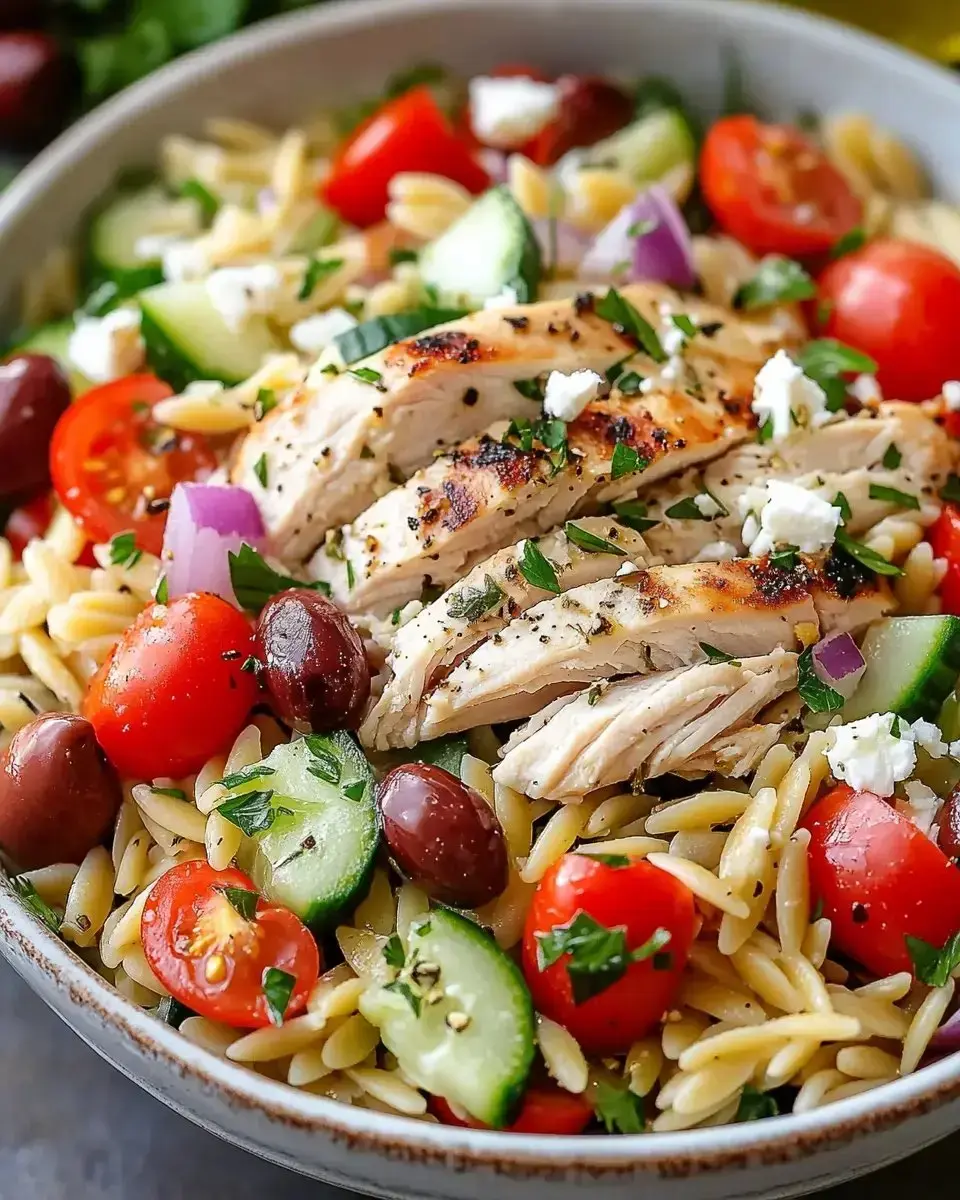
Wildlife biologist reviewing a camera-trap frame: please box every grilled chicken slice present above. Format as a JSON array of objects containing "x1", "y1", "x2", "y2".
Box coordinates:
[
  {"x1": 642, "y1": 402, "x2": 954, "y2": 564},
  {"x1": 493, "y1": 650, "x2": 797, "y2": 801},
  {"x1": 309, "y1": 294, "x2": 794, "y2": 612},
  {"x1": 236, "y1": 282, "x2": 777, "y2": 562},
  {"x1": 361, "y1": 517, "x2": 651, "y2": 750},
  {"x1": 418, "y1": 555, "x2": 892, "y2": 738}
]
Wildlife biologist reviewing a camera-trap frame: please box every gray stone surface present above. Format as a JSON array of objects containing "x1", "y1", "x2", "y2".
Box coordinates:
[{"x1": 0, "y1": 959, "x2": 949, "y2": 1199}]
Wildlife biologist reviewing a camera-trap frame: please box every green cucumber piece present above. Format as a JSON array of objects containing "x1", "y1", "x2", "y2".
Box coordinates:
[
  {"x1": 842, "y1": 615, "x2": 960, "y2": 724},
  {"x1": 87, "y1": 183, "x2": 175, "y2": 295},
  {"x1": 139, "y1": 280, "x2": 283, "y2": 391},
  {"x1": 419, "y1": 185, "x2": 541, "y2": 310},
  {"x1": 334, "y1": 307, "x2": 466, "y2": 365},
  {"x1": 233, "y1": 733, "x2": 378, "y2": 930},
  {"x1": 10, "y1": 321, "x2": 92, "y2": 395},
  {"x1": 585, "y1": 108, "x2": 695, "y2": 186},
  {"x1": 359, "y1": 908, "x2": 535, "y2": 1127}
]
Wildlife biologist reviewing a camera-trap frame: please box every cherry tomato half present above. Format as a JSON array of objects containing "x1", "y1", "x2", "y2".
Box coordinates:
[
  {"x1": 50, "y1": 374, "x2": 217, "y2": 556},
  {"x1": 141, "y1": 860, "x2": 320, "y2": 1029},
  {"x1": 82, "y1": 593, "x2": 259, "y2": 780},
  {"x1": 322, "y1": 87, "x2": 489, "y2": 228},
  {"x1": 929, "y1": 505, "x2": 960, "y2": 616},
  {"x1": 700, "y1": 115, "x2": 862, "y2": 258},
  {"x1": 816, "y1": 239, "x2": 960, "y2": 403},
  {"x1": 522, "y1": 854, "x2": 696, "y2": 1055},
  {"x1": 803, "y1": 785, "x2": 960, "y2": 978},
  {"x1": 431, "y1": 1085, "x2": 593, "y2": 1135}
]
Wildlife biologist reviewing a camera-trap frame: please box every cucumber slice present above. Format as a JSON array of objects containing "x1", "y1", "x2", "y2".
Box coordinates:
[
  {"x1": 841, "y1": 615, "x2": 960, "y2": 724},
  {"x1": 334, "y1": 307, "x2": 466, "y2": 365},
  {"x1": 585, "y1": 109, "x2": 695, "y2": 186},
  {"x1": 87, "y1": 184, "x2": 176, "y2": 295},
  {"x1": 10, "y1": 321, "x2": 92, "y2": 395},
  {"x1": 233, "y1": 733, "x2": 379, "y2": 930},
  {"x1": 139, "y1": 280, "x2": 283, "y2": 391},
  {"x1": 419, "y1": 185, "x2": 541, "y2": 310},
  {"x1": 359, "y1": 908, "x2": 535, "y2": 1127}
]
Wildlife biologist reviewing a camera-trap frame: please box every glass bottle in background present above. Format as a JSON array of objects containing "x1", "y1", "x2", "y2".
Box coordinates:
[{"x1": 779, "y1": 0, "x2": 960, "y2": 63}]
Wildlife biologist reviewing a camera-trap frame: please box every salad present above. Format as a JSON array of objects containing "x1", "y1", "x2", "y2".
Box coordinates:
[{"x1": 3, "y1": 62, "x2": 960, "y2": 1137}]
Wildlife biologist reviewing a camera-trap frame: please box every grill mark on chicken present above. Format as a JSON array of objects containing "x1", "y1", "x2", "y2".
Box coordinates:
[{"x1": 397, "y1": 330, "x2": 487, "y2": 376}]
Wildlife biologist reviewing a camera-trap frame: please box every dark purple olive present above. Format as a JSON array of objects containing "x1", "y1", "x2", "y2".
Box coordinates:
[
  {"x1": 377, "y1": 762, "x2": 509, "y2": 907},
  {"x1": 0, "y1": 4, "x2": 47, "y2": 29},
  {"x1": 255, "y1": 588, "x2": 371, "y2": 730},
  {"x1": 938, "y1": 784, "x2": 960, "y2": 862},
  {"x1": 0, "y1": 712, "x2": 123, "y2": 870},
  {"x1": 0, "y1": 353, "x2": 71, "y2": 499},
  {"x1": 0, "y1": 32, "x2": 75, "y2": 148}
]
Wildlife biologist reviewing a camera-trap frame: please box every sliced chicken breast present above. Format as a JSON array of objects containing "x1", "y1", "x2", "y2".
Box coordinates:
[
  {"x1": 361, "y1": 517, "x2": 651, "y2": 750},
  {"x1": 419, "y1": 555, "x2": 892, "y2": 738},
  {"x1": 493, "y1": 650, "x2": 797, "y2": 801}
]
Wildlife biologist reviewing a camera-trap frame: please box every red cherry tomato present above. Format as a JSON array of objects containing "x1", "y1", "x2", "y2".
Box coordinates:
[
  {"x1": 82, "y1": 593, "x2": 259, "y2": 780},
  {"x1": 522, "y1": 854, "x2": 696, "y2": 1055},
  {"x1": 816, "y1": 239, "x2": 960, "y2": 403},
  {"x1": 803, "y1": 785, "x2": 960, "y2": 978},
  {"x1": 141, "y1": 860, "x2": 320, "y2": 1029},
  {"x1": 523, "y1": 75, "x2": 633, "y2": 166},
  {"x1": 50, "y1": 374, "x2": 217, "y2": 557},
  {"x1": 930, "y1": 505, "x2": 960, "y2": 615},
  {"x1": 700, "y1": 115, "x2": 861, "y2": 258},
  {"x1": 322, "y1": 87, "x2": 489, "y2": 228},
  {"x1": 431, "y1": 1085, "x2": 593, "y2": 1135}
]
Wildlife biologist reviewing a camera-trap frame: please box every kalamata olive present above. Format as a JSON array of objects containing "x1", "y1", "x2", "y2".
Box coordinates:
[
  {"x1": 377, "y1": 762, "x2": 509, "y2": 907},
  {"x1": 255, "y1": 588, "x2": 371, "y2": 730},
  {"x1": 0, "y1": 32, "x2": 75, "y2": 148},
  {"x1": 938, "y1": 784, "x2": 960, "y2": 862},
  {"x1": 0, "y1": 353, "x2": 71, "y2": 499},
  {"x1": 0, "y1": 712, "x2": 123, "y2": 870}
]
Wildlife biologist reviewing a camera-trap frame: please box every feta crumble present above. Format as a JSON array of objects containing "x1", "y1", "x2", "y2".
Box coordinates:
[
  {"x1": 543, "y1": 368, "x2": 605, "y2": 422},
  {"x1": 752, "y1": 349, "x2": 831, "y2": 441},
  {"x1": 67, "y1": 309, "x2": 145, "y2": 384},
  {"x1": 943, "y1": 380, "x2": 960, "y2": 411},
  {"x1": 907, "y1": 717, "x2": 949, "y2": 759},
  {"x1": 134, "y1": 232, "x2": 183, "y2": 263},
  {"x1": 206, "y1": 264, "x2": 283, "y2": 332},
  {"x1": 694, "y1": 540, "x2": 739, "y2": 563},
  {"x1": 483, "y1": 285, "x2": 520, "y2": 310},
  {"x1": 162, "y1": 238, "x2": 211, "y2": 282},
  {"x1": 468, "y1": 76, "x2": 561, "y2": 149},
  {"x1": 896, "y1": 780, "x2": 942, "y2": 838},
  {"x1": 289, "y1": 307, "x2": 358, "y2": 356},
  {"x1": 849, "y1": 374, "x2": 883, "y2": 404},
  {"x1": 740, "y1": 479, "x2": 841, "y2": 557},
  {"x1": 826, "y1": 712, "x2": 917, "y2": 797},
  {"x1": 693, "y1": 492, "x2": 724, "y2": 519}
]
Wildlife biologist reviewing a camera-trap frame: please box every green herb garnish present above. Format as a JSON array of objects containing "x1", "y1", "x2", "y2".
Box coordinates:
[
  {"x1": 868, "y1": 483, "x2": 920, "y2": 511},
  {"x1": 736, "y1": 1085, "x2": 779, "y2": 1121},
  {"x1": 594, "y1": 1082, "x2": 646, "y2": 1134},
  {"x1": 535, "y1": 912, "x2": 671, "y2": 1004},
  {"x1": 829, "y1": 227, "x2": 866, "y2": 260},
  {"x1": 179, "y1": 178, "x2": 219, "y2": 221},
  {"x1": 797, "y1": 339, "x2": 878, "y2": 414},
  {"x1": 699, "y1": 642, "x2": 736, "y2": 664},
  {"x1": 217, "y1": 789, "x2": 281, "y2": 836},
  {"x1": 109, "y1": 531, "x2": 141, "y2": 569},
  {"x1": 228, "y1": 544, "x2": 330, "y2": 613},
  {"x1": 254, "y1": 387, "x2": 277, "y2": 420},
  {"x1": 832, "y1": 491, "x2": 852, "y2": 522},
  {"x1": 383, "y1": 933, "x2": 406, "y2": 969},
  {"x1": 10, "y1": 876, "x2": 61, "y2": 933},
  {"x1": 906, "y1": 931, "x2": 960, "y2": 987},
  {"x1": 262, "y1": 966, "x2": 296, "y2": 1026},
  {"x1": 218, "y1": 885, "x2": 258, "y2": 920},
  {"x1": 734, "y1": 256, "x2": 815, "y2": 310},
  {"x1": 769, "y1": 544, "x2": 800, "y2": 571},
  {"x1": 517, "y1": 539, "x2": 560, "y2": 595},
  {"x1": 253, "y1": 452, "x2": 268, "y2": 488},
  {"x1": 154, "y1": 574, "x2": 169, "y2": 604},
  {"x1": 298, "y1": 256, "x2": 344, "y2": 301},
  {"x1": 834, "y1": 528, "x2": 903, "y2": 577},
  {"x1": 217, "y1": 764, "x2": 276, "y2": 790},
  {"x1": 610, "y1": 441, "x2": 648, "y2": 480},
  {"x1": 446, "y1": 574, "x2": 505, "y2": 622},
  {"x1": 564, "y1": 523, "x2": 626, "y2": 556},
  {"x1": 882, "y1": 443, "x2": 902, "y2": 470},
  {"x1": 797, "y1": 645, "x2": 844, "y2": 714},
  {"x1": 612, "y1": 498, "x2": 658, "y2": 534},
  {"x1": 596, "y1": 287, "x2": 667, "y2": 363},
  {"x1": 348, "y1": 366, "x2": 386, "y2": 390}
]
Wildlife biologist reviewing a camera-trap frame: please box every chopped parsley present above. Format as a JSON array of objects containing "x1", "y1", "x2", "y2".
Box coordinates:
[
  {"x1": 834, "y1": 528, "x2": 903, "y2": 577},
  {"x1": 797, "y1": 645, "x2": 844, "y2": 714},
  {"x1": 736, "y1": 1085, "x2": 779, "y2": 1121},
  {"x1": 446, "y1": 574, "x2": 505, "y2": 622},
  {"x1": 905, "y1": 931, "x2": 960, "y2": 987},
  {"x1": 797, "y1": 339, "x2": 878, "y2": 413},
  {"x1": 595, "y1": 287, "x2": 667, "y2": 363},
  {"x1": 699, "y1": 642, "x2": 736, "y2": 664},
  {"x1": 262, "y1": 966, "x2": 297, "y2": 1026},
  {"x1": 179, "y1": 178, "x2": 219, "y2": 221},
  {"x1": 384, "y1": 979, "x2": 422, "y2": 1016},
  {"x1": 150, "y1": 786, "x2": 187, "y2": 800},
  {"x1": 733, "y1": 256, "x2": 815, "y2": 310},
  {"x1": 154, "y1": 575, "x2": 169, "y2": 604},
  {"x1": 594, "y1": 1081, "x2": 646, "y2": 1134},
  {"x1": 342, "y1": 780, "x2": 367, "y2": 802},
  {"x1": 612, "y1": 498, "x2": 658, "y2": 534},
  {"x1": 564, "y1": 523, "x2": 626, "y2": 556},
  {"x1": 769, "y1": 544, "x2": 800, "y2": 571},
  {"x1": 868, "y1": 482, "x2": 920, "y2": 511},
  {"x1": 349, "y1": 366, "x2": 386, "y2": 391},
  {"x1": 757, "y1": 415, "x2": 775, "y2": 444},
  {"x1": 109, "y1": 531, "x2": 142, "y2": 569},
  {"x1": 228, "y1": 544, "x2": 331, "y2": 612},
  {"x1": 217, "y1": 764, "x2": 276, "y2": 790},
  {"x1": 254, "y1": 387, "x2": 278, "y2": 420},
  {"x1": 618, "y1": 370, "x2": 644, "y2": 395},
  {"x1": 298, "y1": 256, "x2": 344, "y2": 301},
  {"x1": 671, "y1": 312, "x2": 698, "y2": 339},
  {"x1": 218, "y1": 790, "x2": 290, "y2": 837},
  {"x1": 304, "y1": 734, "x2": 342, "y2": 785},
  {"x1": 253, "y1": 452, "x2": 269, "y2": 488},
  {"x1": 942, "y1": 474, "x2": 960, "y2": 505},
  {"x1": 382, "y1": 933, "x2": 406, "y2": 969},
  {"x1": 832, "y1": 491, "x2": 852, "y2": 522},
  {"x1": 664, "y1": 492, "x2": 727, "y2": 521},
  {"x1": 218, "y1": 885, "x2": 258, "y2": 920},
  {"x1": 829, "y1": 227, "x2": 867, "y2": 260},
  {"x1": 882, "y1": 443, "x2": 902, "y2": 470},
  {"x1": 513, "y1": 377, "x2": 545, "y2": 403},
  {"x1": 577, "y1": 851, "x2": 630, "y2": 867},
  {"x1": 610, "y1": 441, "x2": 648, "y2": 480},
  {"x1": 345, "y1": 559, "x2": 356, "y2": 591},
  {"x1": 517, "y1": 539, "x2": 560, "y2": 595},
  {"x1": 535, "y1": 911, "x2": 671, "y2": 1005},
  {"x1": 10, "y1": 876, "x2": 61, "y2": 933}
]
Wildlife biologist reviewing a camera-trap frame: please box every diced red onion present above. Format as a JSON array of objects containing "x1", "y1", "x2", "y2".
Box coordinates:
[
  {"x1": 532, "y1": 217, "x2": 592, "y2": 273},
  {"x1": 477, "y1": 148, "x2": 509, "y2": 184},
  {"x1": 811, "y1": 631, "x2": 866, "y2": 699},
  {"x1": 930, "y1": 1008, "x2": 960, "y2": 1052},
  {"x1": 162, "y1": 482, "x2": 266, "y2": 607},
  {"x1": 579, "y1": 184, "x2": 696, "y2": 289}
]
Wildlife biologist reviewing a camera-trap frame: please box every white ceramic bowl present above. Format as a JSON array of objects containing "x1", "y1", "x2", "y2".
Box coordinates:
[{"x1": 2, "y1": 2, "x2": 960, "y2": 1195}]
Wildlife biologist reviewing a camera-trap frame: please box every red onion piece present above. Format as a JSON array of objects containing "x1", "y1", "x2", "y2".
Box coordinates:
[
  {"x1": 162, "y1": 482, "x2": 265, "y2": 607},
  {"x1": 930, "y1": 1008, "x2": 960, "y2": 1052},
  {"x1": 811, "y1": 631, "x2": 866, "y2": 699},
  {"x1": 477, "y1": 148, "x2": 509, "y2": 184},
  {"x1": 579, "y1": 184, "x2": 696, "y2": 289},
  {"x1": 531, "y1": 217, "x2": 591, "y2": 273}
]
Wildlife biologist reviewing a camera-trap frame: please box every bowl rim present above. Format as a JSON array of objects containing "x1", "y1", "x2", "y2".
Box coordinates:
[{"x1": 3, "y1": 0, "x2": 960, "y2": 1174}]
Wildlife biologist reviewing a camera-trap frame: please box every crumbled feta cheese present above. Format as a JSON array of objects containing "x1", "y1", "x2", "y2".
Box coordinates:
[
  {"x1": 615, "y1": 560, "x2": 641, "y2": 577},
  {"x1": 183, "y1": 380, "x2": 224, "y2": 399},
  {"x1": 134, "y1": 232, "x2": 182, "y2": 262},
  {"x1": 206, "y1": 264, "x2": 283, "y2": 332},
  {"x1": 897, "y1": 780, "x2": 942, "y2": 838},
  {"x1": 543, "y1": 368, "x2": 605, "y2": 422},
  {"x1": 554, "y1": 148, "x2": 587, "y2": 193},
  {"x1": 162, "y1": 238, "x2": 211, "y2": 282},
  {"x1": 694, "y1": 541, "x2": 739, "y2": 563},
  {"x1": 908, "y1": 717, "x2": 948, "y2": 759},
  {"x1": 693, "y1": 492, "x2": 724, "y2": 519},
  {"x1": 67, "y1": 309, "x2": 145, "y2": 384},
  {"x1": 469, "y1": 76, "x2": 561, "y2": 149},
  {"x1": 483, "y1": 285, "x2": 520, "y2": 310},
  {"x1": 741, "y1": 479, "x2": 841, "y2": 557},
  {"x1": 752, "y1": 349, "x2": 830, "y2": 441},
  {"x1": 826, "y1": 712, "x2": 917, "y2": 797},
  {"x1": 943, "y1": 380, "x2": 960, "y2": 411},
  {"x1": 289, "y1": 307, "x2": 358, "y2": 356},
  {"x1": 849, "y1": 374, "x2": 883, "y2": 404}
]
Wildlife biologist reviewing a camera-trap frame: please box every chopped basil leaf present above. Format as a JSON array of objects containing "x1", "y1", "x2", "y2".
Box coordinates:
[
  {"x1": 618, "y1": 370, "x2": 644, "y2": 395},
  {"x1": 150, "y1": 786, "x2": 187, "y2": 800},
  {"x1": 253, "y1": 453, "x2": 268, "y2": 488},
  {"x1": 334, "y1": 307, "x2": 466, "y2": 364},
  {"x1": 671, "y1": 313, "x2": 698, "y2": 339},
  {"x1": 228, "y1": 543, "x2": 330, "y2": 612},
  {"x1": 829, "y1": 227, "x2": 866, "y2": 260},
  {"x1": 834, "y1": 528, "x2": 903, "y2": 577},
  {"x1": 595, "y1": 288, "x2": 667, "y2": 363},
  {"x1": 217, "y1": 764, "x2": 276, "y2": 790},
  {"x1": 513, "y1": 377, "x2": 545, "y2": 403},
  {"x1": 254, "y1": 387, "x2": 277, "y2": 420},
  {"x1": 154, "y1": 574, "x2": 169, "y2": 604},
  {"x1": 797, "y1": 339, "x2": 878, "y2": 415},
  {"x1": 769, "y1": 545, "x2": 800, "y2": 571},
  {"x1": 517, "y1": 539, "x2": 560, "y2": 595},
  {"x1": 384, "y1": 978, "x2": 422, "y2": 1016},
  {"x1": 612, "y1": 498, "x2": 658, "y2": 534},
  {"x1": 349, "y1": 366, "x2": 386, "y2": 390},
  {"x1": 10, "y1": 876, "x2": 61, "y2": 933},
  {"x1": 180, "y1": 178, "x2": 219, "y2": 222},
  {"x1": 757, "y1": 415, "x2": 774, "y2": 444},
  {"x1": 382, "y1": 933, "x2": 406, "y2": 969},
  {"x1": 342, "y1": 780, "x2": 367, "y2": 802},
  {"x1": 218, "y1": 885, "x2": 258, "y2": 921},
  {"x1": 535, "y1": 911, "x2": 671, "y2": 1005},
  {"x1": 882, "y1": 443, "x2": 902, "y2": 470},
  {"x1": 217, "y1": 789, "x2": 280, "y2": 836},
  {"x1": 304, "y1": 734, "x2": 341, "y2": 785},
  {"x1": 734, "y1": 256, "x2": 815, "y2": 310},
  {"x1": 345, "y1": 559, "x2": 356, "y2": 590},
  {"x1": 109, "y1": 531, "x2": 142, "y2": 569},
  {"x1": 700, "y1": 642, "x2": 735, "y2": 664},
  {"x1": 942, "y1": 474, "x2": 960, "y2": 504},
  {"x1": 578, "y1": 851, "x2": 630, "y2": 867},
  {"x1": 832, "y1": 491, "x2": 852, "y2": 522},
  {"x1": 664, "y1": 492, "x2": 727, "y2": 521},
  {"x1": 736, "y1": 1085, "x2": 779, "y2": 1122},
  {"x1": 797, "y1": 645, "x2": 844, "y2": 714},
  {"x1": 262, "y1": 966, "x2": 296, "y2": 1026},
  {"x1": 446, "y1": 573, "x2": 505, "y2": 622},
  {"x1": 610, "y1": 440, "x2": 649, "y2": 480},
  {"x1": 594, "y1": 1081, "x2": 646, "y2": 1134},
  {"x1": 564, "y1": 522, "x2": 626, "y2": 556},
  {"x1": 906, "y1": 931, "x2": 960, "y2": 987},
  {"x1": 298, "y1": 256, "x2": 344, "y2": 301},
  {"x1": 868, "y1": 482, "x2": 920, "y2": 511}
]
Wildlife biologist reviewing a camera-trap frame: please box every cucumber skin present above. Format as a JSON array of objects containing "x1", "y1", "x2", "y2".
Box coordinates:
[
  {"x1": 843, "y1": 616, "x2": 960, "y2": 724},
  {"x1": 506, "y1": 195, "x2": 542, "y2": 305},
  {"x1": 139, "y1": 306, "x2": 208, "y2": 392}
]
